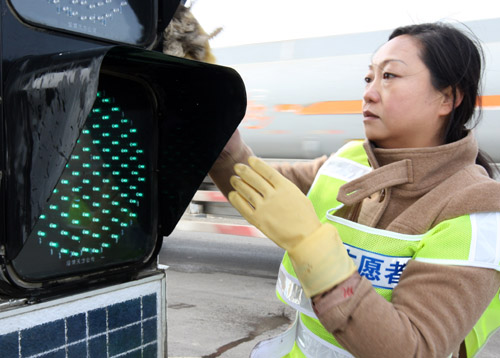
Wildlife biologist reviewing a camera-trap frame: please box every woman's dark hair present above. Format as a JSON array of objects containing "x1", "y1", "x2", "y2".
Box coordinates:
[{"x1": 389, "y1": 22, "x2": 497, "y2": 177}]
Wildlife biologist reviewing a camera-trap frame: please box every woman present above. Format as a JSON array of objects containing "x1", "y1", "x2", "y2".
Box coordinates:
[{"x1": 209, "y1": 22, "x2": 500, "y2": 358}]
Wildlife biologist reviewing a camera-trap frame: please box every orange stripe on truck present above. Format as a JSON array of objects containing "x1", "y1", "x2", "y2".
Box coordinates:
[
  {"x1": 275, "y1": 95, "x2": 500, "y2": 115},
  {"x1": 480, "y1": 95, "x2": 500, "y2": 108}
]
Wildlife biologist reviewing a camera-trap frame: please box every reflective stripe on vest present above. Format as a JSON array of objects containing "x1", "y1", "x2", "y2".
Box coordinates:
[
  {"x1": 251, "y1": 313, "x2": 354, "y2": 358},
  {"x1": 276, "y1": 263, "x2": 317, "y2": 319}
]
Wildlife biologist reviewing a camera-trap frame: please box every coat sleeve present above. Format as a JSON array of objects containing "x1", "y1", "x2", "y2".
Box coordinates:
[{"x1": 313, "y1": 260, "x2": 500, "y2": 358}]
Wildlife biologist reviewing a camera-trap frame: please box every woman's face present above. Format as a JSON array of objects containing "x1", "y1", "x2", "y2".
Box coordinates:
[{"x1": 362, "y1": 35, "x2": 451, "y2": 149}]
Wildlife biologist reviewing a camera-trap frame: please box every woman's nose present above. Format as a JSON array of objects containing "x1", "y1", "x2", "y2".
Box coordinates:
[{"x1": 363, "y1": 82, "x2": 380, "y2": 103}]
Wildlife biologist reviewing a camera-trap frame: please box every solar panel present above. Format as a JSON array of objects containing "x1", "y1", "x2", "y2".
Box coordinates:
[{"x1": 0, "y1": 272, "x2": 165, "y2": 357}]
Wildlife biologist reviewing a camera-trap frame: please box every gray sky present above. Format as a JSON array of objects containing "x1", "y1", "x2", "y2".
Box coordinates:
[{"x1": 190, "y1": 0, "x2": 500, "y2": 48}]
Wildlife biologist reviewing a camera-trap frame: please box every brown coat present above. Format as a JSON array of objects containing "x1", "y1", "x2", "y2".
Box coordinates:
[{"x1": 208, "y1": 131, "x2": 500, "y2": 358}]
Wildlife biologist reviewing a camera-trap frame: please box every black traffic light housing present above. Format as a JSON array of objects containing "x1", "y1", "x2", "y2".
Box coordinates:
[{"x1": 0, "y1": 0, "x2": 246, "y2": 297}]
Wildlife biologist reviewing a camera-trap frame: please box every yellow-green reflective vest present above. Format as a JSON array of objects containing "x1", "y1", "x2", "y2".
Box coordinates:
[{"x1": 250, "y1": 141, "x2": 500, "y2": 358}]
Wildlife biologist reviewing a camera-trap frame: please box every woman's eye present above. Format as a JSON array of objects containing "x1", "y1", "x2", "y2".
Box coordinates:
[
  {"x1": 364, "y1": 76, "x2": 372, "y2": 83},
  {"x1": 383, "y1": 72, "x2": 396, "y2": 79}
]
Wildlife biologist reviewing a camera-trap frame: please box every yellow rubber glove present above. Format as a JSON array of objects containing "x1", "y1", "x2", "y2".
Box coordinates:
[{"x1": 228, "y1": 156, "x2": 357, "y2": 297}]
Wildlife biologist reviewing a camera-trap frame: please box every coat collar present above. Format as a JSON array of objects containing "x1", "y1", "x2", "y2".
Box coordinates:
[{"x1": 338, "y1": 131, "x2": 478, "y2": 206}]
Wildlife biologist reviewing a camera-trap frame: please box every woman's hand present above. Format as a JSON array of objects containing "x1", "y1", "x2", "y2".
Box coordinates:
[
  {"x1": 228, "y1": 157, "x2": 357, "y2": 297},
  {"x1": 228, "y1": 156, "x2": 321, "y2": 250}
]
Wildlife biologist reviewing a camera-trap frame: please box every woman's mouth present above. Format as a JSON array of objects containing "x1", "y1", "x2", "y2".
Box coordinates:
[{"x1": 363, "y1": 110, "x2": 379, "y2": 120}]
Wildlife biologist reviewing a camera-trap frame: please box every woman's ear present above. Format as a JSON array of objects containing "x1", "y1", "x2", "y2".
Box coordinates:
[{"x1": 439, "y1": 86, "x2": 464, "y2": 116}]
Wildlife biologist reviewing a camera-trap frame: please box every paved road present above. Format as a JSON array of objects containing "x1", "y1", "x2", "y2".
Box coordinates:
[{"x1": 160, "y1": 229, "x2": 500, "y2": 358}]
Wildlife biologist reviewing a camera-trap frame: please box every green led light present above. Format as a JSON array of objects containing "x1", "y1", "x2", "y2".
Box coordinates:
[
  {"x1": 53, "y1": 188, "x2": 59, "y2": 194},
  {"x1": 138, "y1": 177, "x2": 146, "y2": 182},
  {"x1": 82, "y1": 129, "x2": 90, "y2": 134},
  {"x1": 92, "y1": 187, "x2": 100, "y2": 191},
  {"x1": 112, "y1": 218, "x2": 119, "y2": 223},
  {"x1": 102, "y1": 178, "x2": 110, "y2": 183},
  {"x1": 102, "y1": 243, "x2": 111, "y2": 248},
  {"x1": 82, "y1": 230, "x2": 91, "y2": 235},
  {"x1": 102, "y1": 226, "x2": 110, "y2": 231},
  {"x1": 83, "y1": 179, "x2": 90, "y2": 184},
  {"x1": 92, "y1": 140, "x2": 101, "y2": 145},
  {"x1": 92, "y1": 202, "x2": 100, "y2": 207},
  {"x1": 37, "y1": 231, "x2": 47, "y2": 237},
  {"x1": 72, "y1": 171, "x2": 81, "y2": 176},
  {"x1": 72, "y1": 187, "x2": 81, "y2": 193},
  {"x1": 102, "y1": 98, "x2": 111, "y2": 103},
  {"x1": 71, "y1": 155, "x2": 80, "y2": 160},
  {"x1": 60, "y1": 230, "x2": 69, "y2": 236},
  {"x1": 92, "y1": 124, "x2": 100, "y2": 129},
  {"x1": 111, "y1": 107, "x2": 120, "y2": 112},
  {"x1": 121, "y1": 134, "x2": 128, "y2": 139},
  {"x1": 129, "y1": 213, "x2": 137, "y2": 218},
  {"x1": 92, "y1": 155, "x2": 101, "y2": 160},
  {"x1": 121, "y1": 119, "x2": 129, "y2": 123},
  {"x1": 71, "y1": 219, "x2": 80, "y2": 225},
  {"x1": 102, "y1": 115, "x2": 110, "y2": 119},
  {"x1": 130, "y1": 142, "x2": 138, "y2": 147},
  {"x1": 71, "y1": 203, "x2": 80, "y2": 209},
  {"x1": 61, "y1": 248, "x2": 69, "y2": 254},
  {"x1": 71, "y1": 235, "x2": 80, "y2": 241},
  {"x1": 82, "y1": 212, "x2": 90, "y2": 217},
  {"x1": 121, "y1": 164, "x2": 129, "y2": 168},
  {"x1": 92, "y1": 108, "x2": 101, "y2": 113},
  {"x1": 82, "y1": 247, "x2": 90, "y2": 252},
  {"x1": 129, "y1": 156, "x2": 137, "y2": 161},
  {"x1": 102, "y1": 209, "x2": 110, "y2": 214},
  {"x1": 111, "y1": 201, "x2": 119, "y2": 206},
  {"x1": 120, "y1": 222, "x2": 128, "y2": 228},
  {"x1": 61, "y1": 196, "x2": 69, "y2": 201},
  {"x1": 82, "y1": 163, "x2": 90, "y2": 168},
  {"x1": 112, "y1": 156, "x2": 119, "y2": 160},
  {"x1": 82, "y1": 147, "x2": 90, "y2": 152},
  {"x1": 136, "y1": 150, "x2": 144, "y2": 154},
  {"x1": 112, "y1": 171, "x2": 120, "y2": 176},
  {"x1": 120, "y1": 193, "x2": 129, "y2": 198},
  {"x1": 112, "y1": 186, "x2": 119, "y2": 191},
  {"x1": 92, "y1": 217, "x2": 100, "y2": 223},
  {"x1": 92, "y1": 171, "x2": 101, "y2": 176},
  {"x1": 138, "y1": 165, "x2": 146, "y2": 169},
  {"x1": 92, "y1": 248, "x2": 101, "y2": 253},
  {"x1": 131, "y1": 171, "x2": 139, "y2": 176},
  {"x1": 121, "y1": 148, "x2": 129, "y2": 153},
  {"x1": 49, "y1": 223, "x2": 58, "y2": 229},
  {"x1": 129, "y1": 185, "x2": 137, "y2": 190},
  {"x1": 129, "y1": 199, "x2": 137, "y2": 204},
  {"x1": 102, "y1": 194, "x2": 110, "y2": 199},
  {"x1": 112, "y1": 141, "x2": 119, "y2": 146},
  {"x1": 130, "y1": 128, "x2": 137, "y2": 133},
  {"x1": 111, "y1": 234, "x2": 119, "y2": 240},
  {"x1": 92, "y1": 233, "x2": 100, "y2": 238},
  {"x1": 83, "y1": 195, "x2": 90, "y2": 200},
  {"x1": 40, "y1": 215, "x2": 47, "y2": 220},
  {"x1": 102, "y1": 132, "x2": 110, "y2": 137},
  {"x1": 61, "y1": 179, "x2": 69, "y2": 185},
  {"x1": 136, "y1": 193, "x2": 144, "y2": 197},
  {"x1": 112, "y1": 124, "x2": 119, "y2": 129},
  {"x1": 71, "y1": 252, "x2": 80, "y2": 257},
  {"x1": 49, "y1": 242, "x2": 59, "y2": 248},
  {"x1": 103, "y1": 148, "x2": 111, "y2": 153},
  {"x1": 103, "y1": 164, "x2": 111, "y2": 169},
  {"x1": 61, "y1": 212, "x2": 69, "y2": 218},
  {"x1": 121, "y1": 178, "x2": 129, "y2": 183},
  {"x1": 120, "y1": 208, "x2": 129, "y2": 213}
]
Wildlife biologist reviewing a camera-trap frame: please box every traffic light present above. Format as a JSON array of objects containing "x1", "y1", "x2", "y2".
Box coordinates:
[{"x1": 0, "y1": 0, "x2": 246, "y2": 296}]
